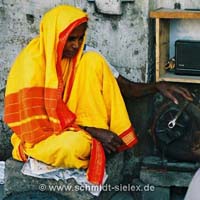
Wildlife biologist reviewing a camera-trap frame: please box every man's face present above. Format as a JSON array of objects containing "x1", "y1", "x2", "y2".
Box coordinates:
[{"x1": 62, "y1": 23, "x2": 87, "y2": 58}]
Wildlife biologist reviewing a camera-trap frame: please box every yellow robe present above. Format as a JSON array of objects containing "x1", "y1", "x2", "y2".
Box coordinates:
[{"x1": 4, "y1": 5, "x2": 137, "y2": 184}]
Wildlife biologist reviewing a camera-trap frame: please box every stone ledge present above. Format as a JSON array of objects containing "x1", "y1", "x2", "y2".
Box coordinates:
[
  {"x1": 140, "y1": 168, "x2": 194, "y2": 187},
  {"x1": 4, "y1": 152, "x2": 124, "y2": 199},
  {"x1": 138, "y1": 156, "x2": 198, "y2": 187},
  {"x1": 132, "y1": 178, "x2": 170, "y2": 200},
  {"x1": 4, "y1": 191, "x2": 67, "y2": 200}
]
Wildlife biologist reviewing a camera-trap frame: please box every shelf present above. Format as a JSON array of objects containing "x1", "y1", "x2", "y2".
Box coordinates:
[
  {"x1": 150, "y1": 8, "x2": 200, "y2": 83},
  {"x1": 150, "y1": 8, "x2": 200, "y2": 19},
  {"x1": 158, "y1": 72, "x2": 200, "y2": 83}
]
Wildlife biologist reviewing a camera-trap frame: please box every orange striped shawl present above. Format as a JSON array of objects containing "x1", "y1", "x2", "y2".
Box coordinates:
[{"x1": 4, "y1": 5, "x2": 88, "y2": 145}]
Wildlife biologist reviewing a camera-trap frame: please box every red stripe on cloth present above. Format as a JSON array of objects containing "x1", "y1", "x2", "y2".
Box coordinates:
[
  {"x1": 56, "y1": 17, "x2": 88, "y2": 101},
  {"x1": 18, "y1": 143, "x2": 27, "y2": 162},
  {"x1": 117, "y1": 126, "x2": 138, "y2": 152},
  {"x1": 117, "y1": 137, "x2": 138, "y2": 152},
  {"x1": 87, "y1": 138, "x2": 106, "y2": 185}
]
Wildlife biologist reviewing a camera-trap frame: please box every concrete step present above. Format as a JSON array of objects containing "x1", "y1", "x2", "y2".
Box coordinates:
[{"x1": 4, "y1": 152, "x2": 124, "y2": 200}]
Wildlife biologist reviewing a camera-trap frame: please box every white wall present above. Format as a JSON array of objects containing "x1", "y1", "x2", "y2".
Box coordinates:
[{"x1": 1, "y1": 0, "x2": 200, "y2": 113}]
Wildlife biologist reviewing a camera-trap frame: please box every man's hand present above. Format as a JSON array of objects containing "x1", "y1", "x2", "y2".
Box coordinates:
[
  {"x1": 155, "y1": 82, "x2": 193, "y2": 104},
  {"x1": 84, "y1": 127, "x2": 124, "y2": 154},
  {"x1": 117, "y1": 75, "x2": 193, "y2": 104}
]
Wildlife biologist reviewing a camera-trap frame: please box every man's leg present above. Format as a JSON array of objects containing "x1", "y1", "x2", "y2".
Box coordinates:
[{"x1": 11, "y1": 130, "x2": 91, "y2": 169}]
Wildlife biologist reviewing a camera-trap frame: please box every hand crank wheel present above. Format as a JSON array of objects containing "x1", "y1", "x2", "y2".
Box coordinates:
[
  {"x1": 151, "y1": 94, "x2": 200, "y2": 162},
  {"x1": 151, "y1": 101, "x2": 191, "y2": 145}
]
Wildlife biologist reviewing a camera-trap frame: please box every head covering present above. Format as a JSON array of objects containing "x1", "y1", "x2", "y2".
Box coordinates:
[{"x1": 4, "y1": 5, "x2": 88, "y2": 146}]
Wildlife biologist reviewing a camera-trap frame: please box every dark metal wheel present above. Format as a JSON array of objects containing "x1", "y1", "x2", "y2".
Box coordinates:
[{"x1": 153, "y1": 102, "x2": 190, "y2": 145}]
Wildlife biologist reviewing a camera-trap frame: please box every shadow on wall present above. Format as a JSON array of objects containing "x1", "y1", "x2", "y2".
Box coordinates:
[
  {"x1": 0, "y1": 88, "x2": 12, "y2": 161},
  {"x1": 0, "y1": 116, "x2": 12, "y2": 161}
]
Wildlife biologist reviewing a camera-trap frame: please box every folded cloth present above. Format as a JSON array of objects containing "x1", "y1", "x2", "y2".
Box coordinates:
[{"x1": 21, "y1": 158, "x2": 108, "y2": 196}]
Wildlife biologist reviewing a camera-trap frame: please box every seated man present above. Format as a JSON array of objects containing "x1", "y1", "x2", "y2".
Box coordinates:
[
  {"x1": 4, "y1": 5, "x2": 192, "y2": 185},
  {"x1": 4, "y1": 5, "x2": 138, "y2": 185}
]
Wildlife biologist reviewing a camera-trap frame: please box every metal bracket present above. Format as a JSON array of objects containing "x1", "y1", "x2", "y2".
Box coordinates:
[{"x1": 87, "y1": 0, "x2": 135, "y2": 15}]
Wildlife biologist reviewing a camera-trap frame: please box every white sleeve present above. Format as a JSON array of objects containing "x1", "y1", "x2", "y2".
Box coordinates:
[{"x1": 84, "y1": 45, "x2": 119, "y2": 78}]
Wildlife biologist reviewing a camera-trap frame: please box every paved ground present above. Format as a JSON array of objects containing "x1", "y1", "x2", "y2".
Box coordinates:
[
  {"x1": 1, "y1": 190, "x2": 68, "y2": 200},
  {"x1": 0, "y1": 187, "x2": 134, "y2": 200},
  {"x1": 0, "y1": 184, "x2": 185, "y2": 200}
]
